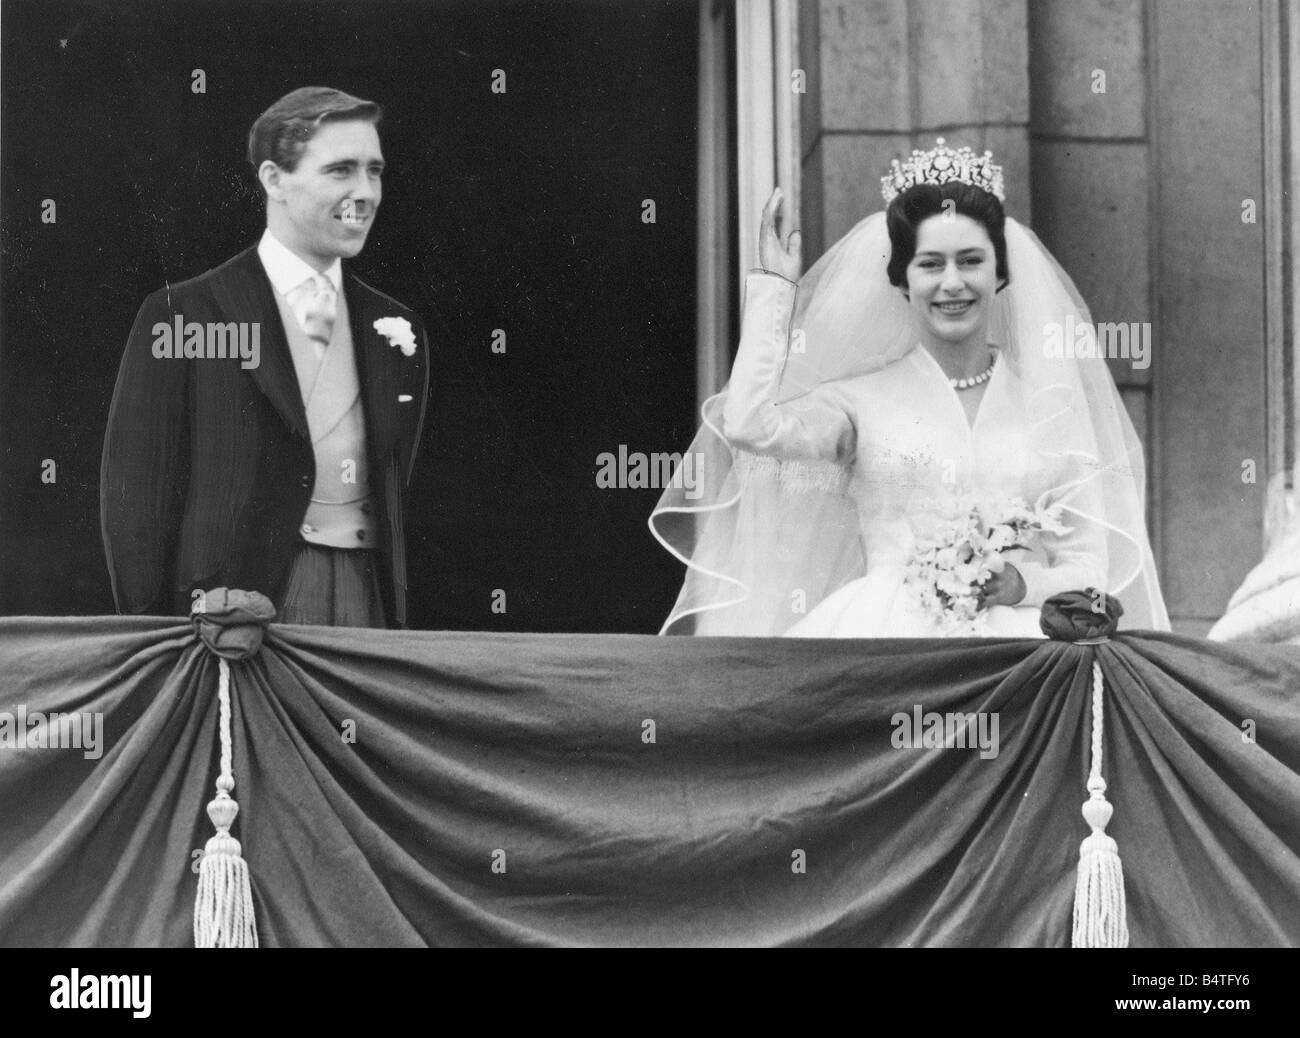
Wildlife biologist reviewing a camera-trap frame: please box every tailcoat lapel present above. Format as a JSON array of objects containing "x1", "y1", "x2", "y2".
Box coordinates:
[{"x1": 210, "y1": 246, "x2": 309, "y2": 440}]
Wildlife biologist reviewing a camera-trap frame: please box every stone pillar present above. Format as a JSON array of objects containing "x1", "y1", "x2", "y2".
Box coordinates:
[
  {"x1": 1027, "y1": 0, "x2": 1151, "y2": 473},
  {"x1": 798, "y1": 0, "x2": 1031, "y2": 262}
]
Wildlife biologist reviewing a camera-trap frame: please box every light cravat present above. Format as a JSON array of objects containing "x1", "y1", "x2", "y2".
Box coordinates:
[{"x1": 296, "y1": 273, "x2": 337, "y2": 354}]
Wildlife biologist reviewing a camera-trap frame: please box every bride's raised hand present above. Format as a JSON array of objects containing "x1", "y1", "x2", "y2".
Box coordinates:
[{"x1": 758, "y1": 187, "x2": 802, "y2": 283}]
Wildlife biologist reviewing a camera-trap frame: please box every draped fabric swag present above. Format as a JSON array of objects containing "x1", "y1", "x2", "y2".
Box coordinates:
[{"x1": 1, "y1": 598, "x2": 1297, "y2": 947}]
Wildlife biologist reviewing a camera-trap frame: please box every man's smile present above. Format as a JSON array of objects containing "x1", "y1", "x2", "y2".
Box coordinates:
[{"x1": 336, "y1": 208, "x2": 371, "y2": 230}]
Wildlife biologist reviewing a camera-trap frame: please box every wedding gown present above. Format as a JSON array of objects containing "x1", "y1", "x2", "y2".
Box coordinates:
[{"x1": 721, "y1": 272, "x2": 1107, "y2": 638}]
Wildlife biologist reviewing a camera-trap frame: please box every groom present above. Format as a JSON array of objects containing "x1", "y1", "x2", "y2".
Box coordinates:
[{"x1": 101, "y1": 87, "x2": 430, "y2": 628}]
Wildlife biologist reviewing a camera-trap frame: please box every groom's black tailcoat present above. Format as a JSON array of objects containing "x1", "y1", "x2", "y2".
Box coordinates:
[{"x1": 100, "y1": 245, "x2": 431, "y2": 626}]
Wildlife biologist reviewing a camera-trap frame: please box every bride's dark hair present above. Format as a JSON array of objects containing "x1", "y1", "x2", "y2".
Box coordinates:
[{"x1": 885, "y1": 182, "x2": 1010, "y2": 291}]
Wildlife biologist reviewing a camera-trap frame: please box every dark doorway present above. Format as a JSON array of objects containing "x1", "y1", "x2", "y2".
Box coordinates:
[{"x1": 1, "y1": 0, "x2": 699, "y2": 633}]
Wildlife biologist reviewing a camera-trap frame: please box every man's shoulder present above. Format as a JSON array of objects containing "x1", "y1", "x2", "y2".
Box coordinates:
[
  {"x1": 172, "y1": 245, "x2": 263, "y2": 295},
  {"x1": 139, "y1": 246, "x2": 263, "y2": 311}
]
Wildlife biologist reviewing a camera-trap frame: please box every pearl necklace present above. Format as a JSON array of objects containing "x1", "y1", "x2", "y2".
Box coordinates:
[{"x1": 949, "y1": 350, "x2": 997, "y2": 390}]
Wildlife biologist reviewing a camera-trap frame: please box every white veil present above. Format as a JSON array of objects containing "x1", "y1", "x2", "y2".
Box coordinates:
[{"x1": 649, "y1": 210, "x2": 1170, "y2": 635}]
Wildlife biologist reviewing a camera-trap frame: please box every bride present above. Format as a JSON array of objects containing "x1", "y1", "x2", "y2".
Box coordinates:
[{"x1": 651, "y1": 139, "x2": 1169, "y2": 637}]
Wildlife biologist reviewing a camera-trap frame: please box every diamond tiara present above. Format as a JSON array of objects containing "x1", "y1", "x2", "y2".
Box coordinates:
[{"x1": 880, "y1": 137, "x2": 1005, "y2": 204}]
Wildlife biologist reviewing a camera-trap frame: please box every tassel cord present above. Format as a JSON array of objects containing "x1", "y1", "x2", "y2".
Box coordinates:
[
  {"x1": 194, "y1": 656, "x2": 259, "y2": 948},
  {"x1": 1071, "y1": 656, "x2": 1130, "y2": 948}
]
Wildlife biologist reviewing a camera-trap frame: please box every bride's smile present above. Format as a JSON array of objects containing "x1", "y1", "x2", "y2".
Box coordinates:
[{"x1": 904, "y1": 214, "x2": 999, "y2": 367}]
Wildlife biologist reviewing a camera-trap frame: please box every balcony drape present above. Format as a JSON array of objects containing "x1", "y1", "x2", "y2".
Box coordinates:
[{"x1": 1, "y1": 608, "x2": 1297, "y2": 947}]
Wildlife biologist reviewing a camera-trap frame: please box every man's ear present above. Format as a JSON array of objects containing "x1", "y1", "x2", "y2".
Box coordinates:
[{"x1": 258, "y1": 160, "x2": 285, "y2": 202}]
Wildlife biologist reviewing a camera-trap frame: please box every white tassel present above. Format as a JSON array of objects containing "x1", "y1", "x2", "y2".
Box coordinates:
[
  {"x1": 194, "y1": 657, "x2": 258, "y2": 948},
  {"x1": 1071, "y1": 659, "x2": 1129, "y2": 947}
]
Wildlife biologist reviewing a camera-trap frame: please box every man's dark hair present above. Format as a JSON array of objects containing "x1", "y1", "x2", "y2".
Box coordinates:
[
  {"x1": 247, "y1": 86, "x2": 383, "y2": 184},
  {"x1": 885, "y1": 181, "x2": 1010, "y2": 291}
]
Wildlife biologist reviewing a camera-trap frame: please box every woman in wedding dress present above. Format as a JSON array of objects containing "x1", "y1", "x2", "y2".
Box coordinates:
[{"x1": 651, "y1": 140, "x2": 1169, "y2": 637}]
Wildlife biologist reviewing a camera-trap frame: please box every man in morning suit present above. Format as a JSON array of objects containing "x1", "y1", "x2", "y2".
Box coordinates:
[{"x1": 101, "y1": 87, "x2": 430, "y2": 627}]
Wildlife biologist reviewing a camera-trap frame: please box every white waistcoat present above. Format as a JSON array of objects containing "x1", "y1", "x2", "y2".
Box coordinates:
[{"x1": 272, "y1": 287, "x2": 379, "y2": 550}]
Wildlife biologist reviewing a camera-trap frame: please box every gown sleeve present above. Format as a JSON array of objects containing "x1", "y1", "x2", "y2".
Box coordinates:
[
  {"x1": 1015, "y1": 462, "x2": 1110, "y2": 607},
  {"x1": 721, "y1": 271, "x2": 856, "y2": 463}
]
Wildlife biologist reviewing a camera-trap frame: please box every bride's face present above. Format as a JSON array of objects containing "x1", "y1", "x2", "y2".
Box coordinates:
[{"x1": 904, "y1": 214, "x2": 998, "y2": 349}]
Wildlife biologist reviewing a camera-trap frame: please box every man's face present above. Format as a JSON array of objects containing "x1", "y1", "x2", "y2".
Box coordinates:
[{"x1": 268, "y1": 119, "x2": 384, "y2": 267}]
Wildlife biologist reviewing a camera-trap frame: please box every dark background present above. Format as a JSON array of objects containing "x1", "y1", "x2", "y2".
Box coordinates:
[{"x1": 0, "y1": 0, "x2": 699, "y2": 632}]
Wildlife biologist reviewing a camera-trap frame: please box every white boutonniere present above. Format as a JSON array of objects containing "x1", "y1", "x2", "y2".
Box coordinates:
[{"x1": 373, "y1": 316, "x2": 417, "y2": 357}]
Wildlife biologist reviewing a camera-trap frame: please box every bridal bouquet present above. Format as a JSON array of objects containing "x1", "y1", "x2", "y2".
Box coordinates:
[{"x1": 904, "y1": 493, "x2": 1070, "y2": 635}]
